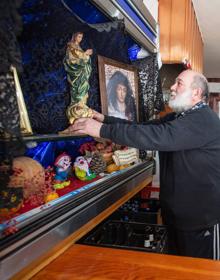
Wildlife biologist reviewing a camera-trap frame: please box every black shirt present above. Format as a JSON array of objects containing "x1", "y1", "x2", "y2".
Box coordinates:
[{"x1": 100, "y1": 106, "x2": 220, "y2": 230}]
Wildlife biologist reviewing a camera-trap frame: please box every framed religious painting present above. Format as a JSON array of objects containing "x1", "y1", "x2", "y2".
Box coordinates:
[
  {"x1": 98, "y1": 55, "x2": 139, "y2": 122},
  {"x1": 11, "y1": 66, "x2": 33, "y2": 135}
]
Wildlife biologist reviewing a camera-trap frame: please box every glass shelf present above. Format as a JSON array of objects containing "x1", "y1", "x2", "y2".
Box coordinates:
[
  {"x1": 0, "y1": 133, "x2": 90, "y2": 145},
  {"x1": 22, "y1": 133, "x2": 88, "y2": 143}
]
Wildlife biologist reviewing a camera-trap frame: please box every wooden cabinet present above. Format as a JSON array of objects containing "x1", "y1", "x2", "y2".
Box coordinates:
[{"x1": 159, "y1": 0, "x2": 203, "y2": 72}]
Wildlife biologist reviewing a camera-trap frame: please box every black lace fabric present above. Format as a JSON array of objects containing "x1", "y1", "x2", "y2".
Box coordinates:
[
  {"x1": 0, "y1": 0, "x2": 24, "y2": 189},
  {"x1": 0, "y1": 73, "x2": 20, "y2": 136},
  {"x1": 0, "y1": 73, "x2": 24, "y2": 189},
  {"x1": 0, "y1": 0, "x2": 23, "y2": 73},
  {"x1": 133, "y1": 54, "x2": 164, "y2": 122}
]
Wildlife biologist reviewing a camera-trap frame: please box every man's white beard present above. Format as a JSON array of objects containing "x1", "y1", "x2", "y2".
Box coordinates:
[{"x1": 168, "y1": 89, "x2": 193, "y2": 113}]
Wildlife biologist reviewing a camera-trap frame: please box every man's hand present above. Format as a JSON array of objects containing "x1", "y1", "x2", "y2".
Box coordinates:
[
  {"x1": 69, "y1": 118, "x2": 102, "y2": 137},
  {"x1": 92, "y1": 110, "x2": 105, "y2": 122}
]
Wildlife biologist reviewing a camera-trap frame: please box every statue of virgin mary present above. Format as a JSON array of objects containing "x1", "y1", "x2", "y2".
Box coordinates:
[{"x1": 63, "y1": 32, "x2": 93, "y2": 125}]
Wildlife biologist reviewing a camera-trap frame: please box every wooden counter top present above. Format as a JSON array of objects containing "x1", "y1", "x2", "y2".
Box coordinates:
[{"x1": 32, "y1": 244, "x2": 220, "y2": 280}]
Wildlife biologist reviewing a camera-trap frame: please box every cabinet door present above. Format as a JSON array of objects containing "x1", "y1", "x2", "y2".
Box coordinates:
[
  {"x1": 184, "y1": 0, "x2": 191, "y2": 62},
  {"x1": 170, "y1": 0, "x2": 186, "y2": 63},
  {"x1": 159, "y1": 0, "x2": 203, "y2": 72},
  {"x1": 159, "y1": 0, "x2": 187, "y2": 63},
  {"x1": 159, "y1": 0, "x2": 172, "y2": 62}
]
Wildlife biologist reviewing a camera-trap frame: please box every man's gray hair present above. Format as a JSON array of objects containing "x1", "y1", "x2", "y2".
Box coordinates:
[{"x1": 191, "y1": 74, "x2": 209, "y2": 101}]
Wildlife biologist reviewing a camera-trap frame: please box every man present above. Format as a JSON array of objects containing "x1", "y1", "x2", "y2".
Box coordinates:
[{"x1": 71, "y1": 70, "x2": 220, "y2": 260}]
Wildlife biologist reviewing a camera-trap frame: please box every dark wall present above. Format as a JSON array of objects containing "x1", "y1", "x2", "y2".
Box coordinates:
[{"x1": 160, "y1": 64, "x2": 185, "y2": 91}]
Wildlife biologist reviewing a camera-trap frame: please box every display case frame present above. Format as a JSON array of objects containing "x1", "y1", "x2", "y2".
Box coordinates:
[{"x1": 0, "y1": 161, "x2": 154, "y2": 280}]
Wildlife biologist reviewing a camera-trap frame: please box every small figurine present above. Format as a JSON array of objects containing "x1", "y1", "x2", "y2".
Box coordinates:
[
  {"x1": 74, "y1": 156, "x2": 96, "y2": 181},
  {"x1": 112, "y1": 148, "x2": 139, "y2": 166},
  {"x1": 53, "y1": 153, "x2": 71, "y2": 189}
]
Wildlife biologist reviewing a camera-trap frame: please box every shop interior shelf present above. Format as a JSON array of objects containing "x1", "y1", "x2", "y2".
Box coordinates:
[
  {"x1": 0, "y1": 133, "x2": 89, "y2": 144},
  {"x1": 79, "y1": 220, "x2": 167, "y2": 253},
  {"x1": 109, "y1": 210, "x2": 158, "y2": 224},
  {"x1": 22, "y1": 133, "x2": 88, "y2": 143}
]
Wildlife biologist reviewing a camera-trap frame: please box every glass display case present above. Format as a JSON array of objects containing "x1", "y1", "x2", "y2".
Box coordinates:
[{"x1": 0, "y1": 134, "x2": 154, "y2": 280}]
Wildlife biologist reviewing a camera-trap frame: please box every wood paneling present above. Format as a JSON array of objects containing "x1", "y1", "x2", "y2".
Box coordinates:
[
  {"x1": 184, "y1": 0, "x2": 190, "y2": 61},
  {"x1": 32, "y1": 244, "x2": 220, "y2": 280},
  {"x1": 170, "y1": 0, "x2": 186, "y2": 62},
  {"x1": 159, "y1": 0, "x2": 204, "y2": 72},
  {"x1": 159, "y1": 0, "x2": 172, "y2": 61}
]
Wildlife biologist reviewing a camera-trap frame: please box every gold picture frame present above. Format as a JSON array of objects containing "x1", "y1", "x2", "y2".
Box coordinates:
[
  {"x1": 11, "y1": 66, "x2": 33, "y2": 135},
  {"x1": 98, "y1": 55, "x2": 139, "y2": 122}
]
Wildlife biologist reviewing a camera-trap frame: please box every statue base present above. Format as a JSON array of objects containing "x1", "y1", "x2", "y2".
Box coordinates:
[
  {"x1": 59, "y1": 96, "x2": 93, "y2": 135},
  {"x1": 67, "y1": 98, "x2": 93, "y2": 124}
]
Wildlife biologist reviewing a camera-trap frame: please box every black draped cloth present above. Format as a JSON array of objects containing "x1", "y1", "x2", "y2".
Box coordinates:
[
  {"x1": 133, "y1": 54, "x2": 164, "y2": 122},
  {"x1": 0, "y1": 0, "x2": 24, "y2": 189}
]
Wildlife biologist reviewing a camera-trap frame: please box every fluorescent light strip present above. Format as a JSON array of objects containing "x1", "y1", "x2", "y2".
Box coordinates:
[
  {"x1": 126, "y1": 0, "x2": 156, "y2": 36},
  {"x1": 111, "y1": 0, "x2": 156, "y2": 47}
]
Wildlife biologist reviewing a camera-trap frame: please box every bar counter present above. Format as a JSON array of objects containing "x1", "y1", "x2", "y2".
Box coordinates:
[{"x1": 32, "y1": 244, "x2": 220, "y2": 280}]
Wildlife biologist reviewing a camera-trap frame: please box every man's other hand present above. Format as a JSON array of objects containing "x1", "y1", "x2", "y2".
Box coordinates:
[
  {"x1": 69, "y1": 118, "x2": 102, "y2": 137},
  {"x1": 92, "y1": 110, "x2": 105, "y2": 123}
]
